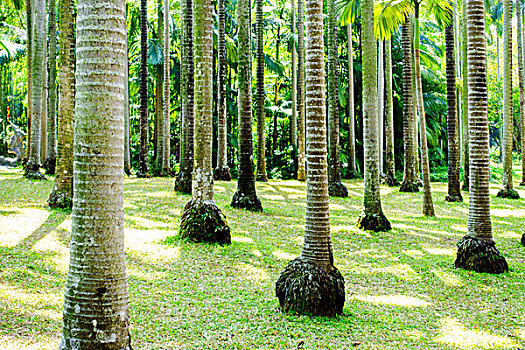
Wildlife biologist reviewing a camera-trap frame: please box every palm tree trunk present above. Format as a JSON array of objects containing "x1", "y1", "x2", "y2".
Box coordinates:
[
  {"x1": 40, "y1": 33, "x2": 47, "y2": 165},
  {"x1": 276, "y1": 0, "x2": 344, "y2": 316},
  {"x1": 291, "y1": 0, "x2": 298, "y2": 178},
  {"x1": 461, "y1": 0, "x2": 469, "y2": 190},
  {"x1": 180, "y1": 0, "x2": 231, "y2": 244},
  {"x1": 60, "y1": 0, "x2": 132, "y2": 347},
  {"x1": 154, "y1": 0, "x2": 166, "y2": 175},
  {"x1": 347, "y1": 24, "x2": 358, "y2": 178},
  {"x1": 214, "y1": 0, "x2": 231, "y2": 181},
  {"x1": 48, "y1": 0, "x2": 75, "y2": 207},
  {"x1": 497, "y1": 0, "x2": 519, "y2": 199},
  {"x1": 518, "y1": 1, "x2": 525, "y2": 187},
  {"x1": 162, "y1": 0, "x2": 171, "y2": 175},
  {"x1": 384, "y1": 39, "x2": 398, "y2": 186},
  {"x1": 231, "y1": 0, "x2": 262, "y2": 211},
  {"x1": 124, "y1": 8, "x2": 132, "y2": 176},
  {"x1": 137, "y1": 0, "x2": 150, "y2": 177},
  {"x1": 378, "y1": 40, "x2": 384, "y2": 176},
  {"x1": 455, "y1": 0, "x2": 508, "y2": 274},
  {"x1": 400, "y1": 17, "x2": 418, "y2": 192},
  {"x1": 327, "y1": 0, "x2": 348, "y2": 197},
  {"x1": 445, "y1": 23, "x2": 462, "y2": 202},
  {"x1": 174, "y1": 0, "x2": 195, "y2": 193},
  {"x1": 255, "y1": 0, "x2": 268, "y2": 182},
  {"x1": 296, "y1": 0, "x2": 306, "y2": 181},
  {"x1": 43, "y1": 0, "x2": 57, "y2": 175},
  {"x1": 25, "y1": 0, "x2": 32, "y2": 163}
]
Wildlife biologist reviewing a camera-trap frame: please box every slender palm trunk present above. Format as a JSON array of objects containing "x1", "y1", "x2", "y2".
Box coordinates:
[
  {"x1": 174, "y1": 0, "x2": 195, "y2": 193},
  {"x1": 137, "y1": 0, "x2": 150, "y2": 177},
  {"x1": 179, "y1": 0, "x2": 231, "y2": 244},
  {"x1": 461, "y1": 0, "x2": 469, "y2": 190},
  {"x1": 155, "y1": 1, "x2": 166, "y2": 174},
  {"x1": 276, "y1": 0, "x2": 344, "y2": 316},
  {"x1": 378, "y1": 40, "x2": 384, "y2": 175},
  {"x1": 400, "y1": 17, "x2": 418, "y2": 192},
  {"x1": 43, "y1": 0, "x2": 57, "y2": 175},
  {"x1": 59, "y1": 0, "x2": 132, "y2": 347},
  {"x1": 214, "y1": 0, "x2": 231, "y2": 180},
  {"x1": 124, "y1": 9, "x2": 132, "y2": 176},
  {"x1": 519, "y1": 1, "x2": 525, "y2": 187},
  {"x1": 40, "y1": 32, "x2": 47, "y2": 165},
  {"x1": 25, "y1": 0, "x2": 32, "y2": 163},
  {"x1": 231, "y1": 0, "x2": 262, "y2": 211},
  {"x1": 455, "y1": 0, "x2": 508, "y2": 274},
  {"x1": 384, "y1": 39, "x2": 398, "y2": 186},
  {"x1": 255, "y1": 0, "x2": 268, "y2": 181},
  {"x1": 347, "y1": 24, "x2": 358, "y2": 178},
  {"x1": 497, "y1": 0, "x2": 519, "y2": 198},
  {"x1": 327, "y1": 0, "x2": 348, "y2": 197},
  {"x1": 48, "y1": 0, "x2": 75, "y2": 207},
  {"x1": 162, "y1": 0, "x2": 171, "y2": 174},
  {"x1": 296, "y1": 0, "x2": 306, "y2": 181},
  {"x1": 291, "y1": 0, "x2": 297, "y2": 177}
]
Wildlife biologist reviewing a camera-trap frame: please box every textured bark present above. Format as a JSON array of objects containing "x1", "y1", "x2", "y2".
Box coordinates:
[
  {"x1": 347, "y1": 24, "x2": 358, "y2": 178},
  {"x1": 24, "y1": 0, "x2": 45, "y2": 180},
  {"x1": 162, "y1": 0, "x2": 170, "y2": 174},
  {"x1": 48, "y1": 0, "x2": 75, "y2": 208},
  {"x1": 327, "y1": 0, "x2": 347, "y2": 198},
  {"x1": 275, "y1": 0, "x2": 344, "y2": 316},
  {"x1": 291, "y1": 0, "x2": 297, "y2": 175},
  {"x1": 461, "y1": 0, "x2": 469, "y2": 190},
  {"x1": 124, "y1": 15, "x2": 131, "y2": 176},
  {"x1": 255, "y1": 0, "x2": 268, "y2": 182},
  {"x1": 25, "y1": 0, "x2": 32, "y2": 163},
  {"x1": 384, "y1": 40, "x2": 398, "y2": 187},
  {"x1": 455, "y1": 0, "x2": 508, "y2": 274},
  {"x1": 413, "y1": 13, "x2": 435, "y2": 216},
  {"x1": 214, "y1": 0, "x2": 231, "y2": 181},
  {"x1": 137, "y1": 0, "x2": 150, "y2": 177},
  {"x1": 497, "y1": 0, "x2": 519, "y2": 199},
  {"x1": 445, "y1": 25, "x2": 462, "y2": 202},
  {"x1": 174, "y1": 0, "x2": 195, "y2": 193},
  {"x1": 231, "y1": 0, "x2": 263, "y2": 211},
  {"x1": 296, "y1": 0, "x2": 306, "y2": 181},
  {"x1": 357, "y1": 0, "x2": 391, "y2": 231},
  {"x1": 378, "y1": 40, "x2": 384, "y2": 175},
  {"x1": 59, "y1": 0, "x2": 132, "y2": 346},
  {"x1": 154, "y1": 0, "x2": 166, "y2": 175},
  {"x1": 400, "y1": 18, "x2": 418, "y2": 193},
  {"x1": 40, "y1": 31, "x2": 48, "y2": 165},
  {"x1": 519, "y1": 1, "x2": 525, "y2": 187},
  {"x1": 180, "y1": 0, "x2": 231, "y2": 243},
  {"x1": 43, "y1": 0, "x2": 57, "y2": 175}
]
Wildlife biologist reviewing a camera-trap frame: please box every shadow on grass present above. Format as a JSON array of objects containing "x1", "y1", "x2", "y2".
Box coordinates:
[{"x1": 14, "y1": 210, "x2": 69, "y2": 250}]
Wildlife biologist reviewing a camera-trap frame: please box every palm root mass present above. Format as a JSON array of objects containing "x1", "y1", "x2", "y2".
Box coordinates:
[
  {"x1": 214, "y1": 167, "x2": 231, "y2": 181},
  {"x1": 231, "y1": 191, "x2": 263, "y2": 212},
  {"x1": 445, "y1": 194, "x2": 463, "y2": 202},
  {"x1": 328, "y1": 181, "x2": 349, "y2": 198},
  {"x1": 48, "y1": 190, "x2": 72, "y2": 209},
  {"x1": 275, "y1": 257, "x2": 345, "y2": 317},
  {"x1": 180, "y1": 199, "x2": 231, "y2": 244},
  {"x1": 399, "y1": 180, "x2": 419, "y2": 193},
  {"x1": 357, "y1": 212, "x2": 392, "y2": 232},
  {"x1": 384, "y1": 175, "x2": 400, "y2": 187},
  {"x1": 455, "y1": 235, "x2": 509, "y2": 274},
  {"x1": 496, "y1": 188, "x2": 520, "y2": 199}
]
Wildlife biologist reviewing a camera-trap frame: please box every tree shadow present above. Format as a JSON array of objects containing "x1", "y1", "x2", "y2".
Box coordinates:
[{"x1": 15, "y1": 210, "x2": 69, "y2": 250}]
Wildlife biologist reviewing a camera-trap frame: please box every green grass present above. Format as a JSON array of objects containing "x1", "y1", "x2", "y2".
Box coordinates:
[{"x1": 1, "y1": 165, "x2": 525, "y2": 349}]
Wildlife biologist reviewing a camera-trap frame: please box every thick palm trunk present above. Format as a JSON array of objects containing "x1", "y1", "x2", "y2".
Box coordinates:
[
  {"x1": 255, "y1": 0, "x2": 268, "y2": 182},
  {"x1": 214, "y1": 0, "x2": 231, "y2": 181},
  {"x1": 347, "y1": 24, "x2": 358, "y2": 178},
  {"x1": 296, "y1": 0, "x2": 306, "y2": 181},
  {"x1": 384, "y1": 39, "x2": 398, "y2": 186},
  {"x1": 327, "y1": 0, "x2": 348, "y2": 197},
  {"x1": 180, "y1": 0, "x2": 231, "y2": 244},
  {"x1": 291, "y1": 0, "x2": 298, "y2": 178},
  {"x1": 231, "y1": 0, "x2": 262, "y2": 211},
  {"x1": 357, "y1": 0, "x2": 391, "y2": 231},
  {"x1": 519, "y1": 1, "x2": 525, "y2": 187},
  {"x1": 59, "y1": 0, "x2": 132, "y2": 347},
  {"x1": 43, "y1": 0, "x2": 57, "y2": 175},
  {"x1": 137, "y1": 0, "x2": 150, "y2": 177},
  {"x1": 461, "y1": 0, "x2": 469, "y2": 190},
  {"x1": 445, "y1": 24, "x2": 462, "y2": 202},
  {"x1": 174, "y1": 0, "x2": 195, "y2": 193},
  {"x1": 40, "y1": 36, "x2": 47, "y2": 165},
  {"x1": 400, "y1": 17, "x2": 418, "y2": 192},
  {"x1": 48, "y1": 0, "x2": 75, "y2": 208},
  {"x1": 497, "y1": 0, "x2": 519, "y2": 199},
  {"x1": 162, "y1": 0, "x2": 171, "y2": 174},
  {"x1": 24, "y1": 0, "x2": 45, "y2": 180},
  {"x1": 455, "y1": 0, "x2": 508, "y2": 274},
  {"x1": 276, "y1": 0, "x2": 344, "y2": 316},
  {"x1": 413, "y1": 10, "x2": 435, "y2": 216}
]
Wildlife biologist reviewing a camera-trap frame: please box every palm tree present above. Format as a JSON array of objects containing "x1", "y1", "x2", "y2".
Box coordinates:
[
  {"x1": 214, "y1": 0, "x2": 231, "y2": 181},
  {"x1": 25, "y1": 0, "x2": 32, "y2": 163},
  {"x1": 179, "y1": 0, "x2": 231, "y2": 244},
  {"x1": 275, "y1": 0, "x2": 345, "y2": 316},
  {"x1": 357, "y1": 0, "x2": 391, "y2": 231},
  {"x1": 518, "y1": 0, "x2": 525, "y2": 187},
  {"x1": 162, "y1": 0, "x2": 170, "y2": 175},
  {"x1": 24, "y1": 0, "x2": 45, "y2": 180},
  {"x1": 384, "y1": 39, "x2": 398, "y2": 186},
  {"x1": 399, "y1": 17, "x2": 418, "y2": 192},
  {"x1": 347, "y1": 24, "x2": 359, "y2": 178},
  {"x1": 59, "y1": 0, "x2": 132, "y2": 346},
  {"x1": 327, "y1": 0, "x2": 348, "y2": 197},
  {"x1": 231, "y1": 0, "x2": 263, "y2": 211},
  {"x1": 378, "y1": 40, "x2": 384, "y2": 175},
  {"x1": 454, "y1": 0, "x2": 508, "y2": 274},
  {"x1": 137, "y1": 0, "x2": 150, "y2": 177},
  {"x1": 497, "y1": 0, "x2": 519, "y2": 199},
  {"x1": 174, "y1": 0, "x2": 195, "y2": 194},
  {"x1": 255, "y1": 0, "x2": 268, "y2": 182},
  {"x1": 154, "y1": 0, "x2": 166, "y2": 175},
  {"x1": 48, "y1": 0, "x2": 75, "y2": 208},
  {"x1": 296, "y1": 0, "x2": 306, "y2": 181},
  {"x1": 291, "y1": 0, "x2": 298, "y2": 178},
  {"x1": 445, "y1": 17, "x2": 462, "y2": 202},
  {"x1": 124, "y1": 6, "x2": 132, "y2": 176},
  {"x1": 461, "y1": 0, "x2": 469, "y2": 190},
  {"x1": 43, "y1": 0, "x2": 57, "y2": 175}
]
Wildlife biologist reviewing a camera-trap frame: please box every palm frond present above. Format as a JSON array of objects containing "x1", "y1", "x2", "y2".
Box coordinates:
[{"x1": 374, "y1": 0, "x2": 413, "y2": 40}]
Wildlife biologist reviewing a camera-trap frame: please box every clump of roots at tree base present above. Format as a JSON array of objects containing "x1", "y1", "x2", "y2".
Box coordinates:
[
  {"x1": 357, "y1": 211, "x2": 392, "y2": 232},
  {"x1": 329, "y1": 181, "x2": 348, "y2": 198},
  {"x1": 180, "y1": 199, "x2": 231, "y2": 244},
  {"x1": 496, "y1": 188, "x2": 520, "y2": 199},
  {"x1": 231, "y1": 191, "x2": 263, "y2": 212},
  {"x1": 455, "y1": 235, "x2": 509, "y2": 274}
]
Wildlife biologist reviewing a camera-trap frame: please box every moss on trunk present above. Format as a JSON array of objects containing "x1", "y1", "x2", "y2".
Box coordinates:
[
  {"x1": 328, "y1": 181, "x2": 348, "y2": 198},
  {"x1": 455, "y1": 235, "x2": 508, "y2": 274},
  {"x1": 357, "y1": 211, "x2": 391, "y2": 232},
  {"x1": 180, "y1": 199, "x2": 231, "y2": 244},
  {"x1": 275, "y1": 257, "x2": 345, "y2": 317}
]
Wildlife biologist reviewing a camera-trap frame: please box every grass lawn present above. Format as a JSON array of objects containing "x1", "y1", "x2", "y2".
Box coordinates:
[{"x1": 1, "y1": 166, "x2": 525, "y2": 349}]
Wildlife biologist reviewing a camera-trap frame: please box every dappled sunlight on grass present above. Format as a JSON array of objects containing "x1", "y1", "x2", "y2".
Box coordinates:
[
  {"x1": 431, "y1": 269, "x2": 464, "y2": 287},
  {"x1": 271, "y1": 250, "x2": 297, "y2": 260},
  {"x1": 0, "y1": 209, "x2": 51, "y2": 247},
  {"x1": 236, "y1": 262, "x2": 270, "y2": 282},
  {"x1": 231, "y1": 235, "x2": 254, "y2": 244},
  {"x1": 351, "y1": 294, "x2": 432, "y2": 308},
  {"x1": 422, "y1": 245, "x2": 456, "y2": 256}
]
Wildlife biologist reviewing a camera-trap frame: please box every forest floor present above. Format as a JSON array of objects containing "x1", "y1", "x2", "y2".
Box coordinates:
[{"x1": 0, "y1": 166, "x2": 525, "y2": 350}]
